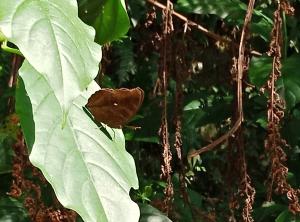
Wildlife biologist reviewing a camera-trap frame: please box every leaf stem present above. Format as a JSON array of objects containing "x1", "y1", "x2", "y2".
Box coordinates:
[
  {"x1": 282, "y1": 11, "x2": 287, "y2": 60},
  {"x1": 1, "y1": 41, "x2": 23, "y2": 56}
]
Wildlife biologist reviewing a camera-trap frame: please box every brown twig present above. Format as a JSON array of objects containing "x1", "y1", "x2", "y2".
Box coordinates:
[
  {"x1": 235, "y1": 1, "x2": 256, "y2": 221},
  {"x1": 188, "y1": 117, "x2": 242, "y2": 157},
  {"x1": 7, "y1": 55, "x2": 23, "y2": 113},
  {"x1": 146, "y1": 0, "x2": 262, "y2": 56}
]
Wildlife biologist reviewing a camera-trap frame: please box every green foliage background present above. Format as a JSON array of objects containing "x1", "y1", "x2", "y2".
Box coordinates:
[{"x1": 1, "y1": 0, "x2": 300, "y2": 221}]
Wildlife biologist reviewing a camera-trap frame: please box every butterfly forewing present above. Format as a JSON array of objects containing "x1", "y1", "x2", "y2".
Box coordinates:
[{"x1": 86, "y1": 87, "x2": 144, "y2": 128}]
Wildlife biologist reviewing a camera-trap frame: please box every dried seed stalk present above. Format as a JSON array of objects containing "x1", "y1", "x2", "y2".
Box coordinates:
[{"x1": 264, "y1": 1, "x2": 300, "y2": 215}]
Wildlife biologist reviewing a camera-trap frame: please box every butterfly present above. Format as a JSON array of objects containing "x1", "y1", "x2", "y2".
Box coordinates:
[{"x1": 86, "y1": 87, "x2": 144, "y2": 128}]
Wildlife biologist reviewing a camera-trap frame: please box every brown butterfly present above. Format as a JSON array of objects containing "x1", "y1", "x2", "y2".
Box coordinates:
[{"x1": 86, "y1": 87, "x2": 144, "y2": 128}]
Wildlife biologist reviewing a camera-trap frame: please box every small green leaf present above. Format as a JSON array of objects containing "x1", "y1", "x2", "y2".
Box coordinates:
[
  {"x1": 139, "y1": 204, "x2": 172, "y2": 222},
  {"x1": 184, "y1": 100, "x2": 201, "y2": 111},
  {"x1": 15, "y1": 77, "x2": 35, "y2": 150},
  {"x1": 256, "y1": 117, "x2": 268, "y2": 129}
]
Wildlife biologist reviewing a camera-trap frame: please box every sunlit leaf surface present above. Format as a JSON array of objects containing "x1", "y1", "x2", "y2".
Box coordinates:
[{"x1": 18, "y1": 61, "x2": 140, "y2": 222}]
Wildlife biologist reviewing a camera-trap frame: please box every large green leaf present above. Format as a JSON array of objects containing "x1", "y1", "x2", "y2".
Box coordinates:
[
  {"x1": 253, "y1": 203, "x2": 288, "y2": 221},
  {"x1": 93, "y1": 0, "x2": 129, "y2": 44},
  {"x1": 275, "y1": 210, "x2": 293, "y2": 222},
  {"x1": 248, "y1": 56, "x2": 272, "y2": 87},
  {"x1": 176, "y1": 0, "x2": 272, "y2": 21},
  {"x1": 0, "y1": 196, "x2": 29, "y2": 222},
  {"x1": 0, "y1": 0, "x2": 101, "y2": 114},
  {"x1": 249, "y1": 54, "x2": 300, "y2": 110},
  {"x1": 175, "y1": 0, "x2": 272, "y2": 41},
  {"x1": 278, "y1": 56, "x2": 300, "y2": 110},
  {"x1": 18, "y1": 60, "x2": 140, "y2": 222},
  {"x1": 176, "y1": 0, "x2": 244, "y2": 19},
  {"x1": 78, "y1": 0, "x2": 130, "y2": 45}
]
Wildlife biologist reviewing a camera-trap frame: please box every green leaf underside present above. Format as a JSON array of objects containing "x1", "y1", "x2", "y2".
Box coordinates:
[
  {"x1": 19, "y1": 61, "x2": 139, "y2": 222},
  {"x1": 0, "y1": 0, "x2": 101, "y2": 114}
]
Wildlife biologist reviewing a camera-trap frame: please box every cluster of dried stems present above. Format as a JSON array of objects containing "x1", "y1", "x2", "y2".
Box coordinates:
[
  {"x1": 157, "y1": 0, "x2": 175, "y2": 213},
  {"x1": 264, "y1": 1, "x2": 300, "y2": 214},
  {"x1": 148, "y1": 0, "x2": 299, "y2": 221},
  {"x1": 9, "y1": 131, "x2": 76, "y2": 222}
]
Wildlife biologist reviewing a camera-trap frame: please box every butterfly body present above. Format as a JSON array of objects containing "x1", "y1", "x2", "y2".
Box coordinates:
[{"x1": 86, "y1": 87, "x2": 144, "y2": 128}]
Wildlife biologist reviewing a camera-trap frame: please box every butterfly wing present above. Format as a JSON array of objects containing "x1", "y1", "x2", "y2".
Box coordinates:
[{"x1": 86, "y1": 87, "x2": 144, "y2": 128}]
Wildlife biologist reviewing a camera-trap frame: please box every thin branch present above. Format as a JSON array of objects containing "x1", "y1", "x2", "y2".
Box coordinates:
[
  {"x1": 188, "y1": 116, "x2": 242, "y2": 157},
  {"x1": 236, "y1": 1, "x2": 256, "y2": 221},
  {"x1": 189, "y1": 0, "x2": 255, "y2": 159},
  {"x1": 147, "y1": 0, "x2": 262, "y2": 56}
]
